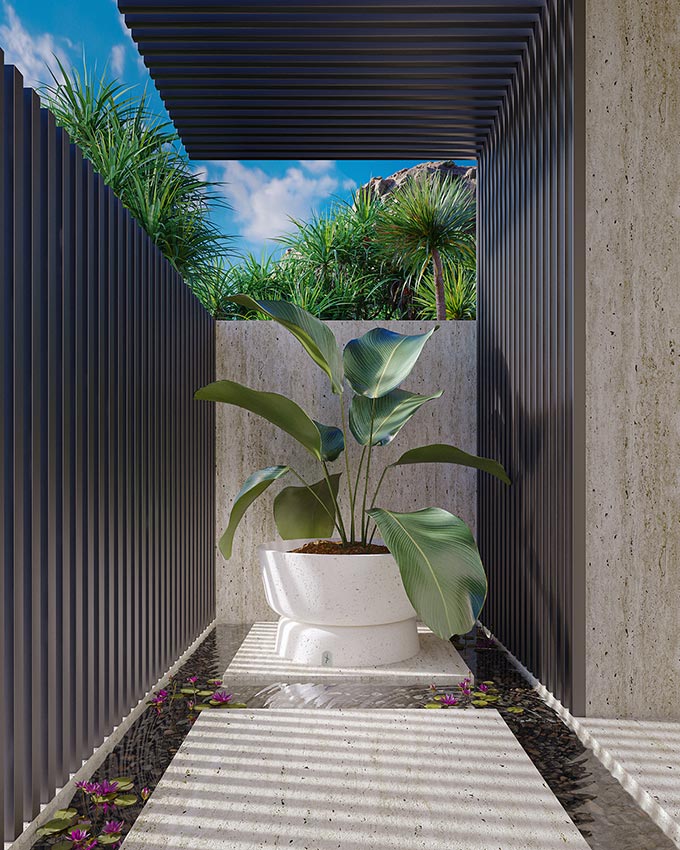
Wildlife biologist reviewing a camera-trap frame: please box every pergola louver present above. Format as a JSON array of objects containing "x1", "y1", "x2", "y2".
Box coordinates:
[{"x1": 118, "y1": 0, "x2": 545, "y2": 160}]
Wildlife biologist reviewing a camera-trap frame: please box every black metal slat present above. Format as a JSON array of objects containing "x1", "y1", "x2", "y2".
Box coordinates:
[
  {"x1": 27, "y1": 85, "x2": 47, "y2": 818},
  {"x1": 12, "y1": 67, "x2": 28, "y2": 832},
  {"x1": 0, "y1": 54, "x2": 6, "y2": 840}
]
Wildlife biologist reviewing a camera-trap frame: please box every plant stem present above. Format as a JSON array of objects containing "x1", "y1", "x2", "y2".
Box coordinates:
[
  {"x1": 289, "y1": 467, "x2": 343, "y2": 539},
  {"x1": 339, "y1": 397, "x2": 356, "y2": 541},
  {"x1": 432, "y1": 247, "x2": 446, "y2": 321},
  {"x1": 369, "y1": 466, "x2": 390, "y2": 511},
  {"x1": 351, "y1": 446, "x2": 367, "y2": 537},
  {"x1": 321, "y1": 461, "x2": 348, "y2": 544},
  {"x1": 360, "y1": 398, "x2": 377, "y2": 544}
]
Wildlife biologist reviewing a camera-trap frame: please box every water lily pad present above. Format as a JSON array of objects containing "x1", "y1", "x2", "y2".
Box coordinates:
[
  {"x1": 193, "y1": 703, "x2": 211, "y2": 711},
  {"x1": 223, "y1": 702, "x2": 248, "y2": 709},
  {"x1": 197, "y1": 690, "x2": 214, "y2": 697},
  {"x1": 506, "y1": 706, "x2": 524, "y2": 714},
  {"x1": 181, "y1": 687, "x2": 198, "y2": 695},
  {"x1": 113, "y1": 793, "x2": 137, "y2": 807},
  {"x1": 99, "y1": 834, "x2": 122, "y2": 846},
  {"x1": 110, "y1": 777, "x2": 133, "y2": 790},
  {"x1": 424, "y1": 702, "x2": 443, "y2": 709},
  {"x1": 36, "y1": 811, "x2": 78, "y2": 837},
  {"x1": 472, "y1": 699, "x2": 489, "y2": 707}
]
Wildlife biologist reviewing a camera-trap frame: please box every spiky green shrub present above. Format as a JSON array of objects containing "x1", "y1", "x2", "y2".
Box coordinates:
[
  {"x1": 375, "y1": 175, "x2": 476, "y2": 320},
  {"x1": 40, "y1": 62, "x2": 230, "y2": 312},
  {"x1": 412, "y1": 264, "x2": 477, "y2": 321}
]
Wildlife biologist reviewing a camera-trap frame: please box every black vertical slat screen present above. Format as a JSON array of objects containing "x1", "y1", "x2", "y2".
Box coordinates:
[
  {"x1": 477, "y1": 0, "x2": 584, "y2": 714},
  {"x1": 0, "y1": 52, "x2": 216, "y2": 841}
]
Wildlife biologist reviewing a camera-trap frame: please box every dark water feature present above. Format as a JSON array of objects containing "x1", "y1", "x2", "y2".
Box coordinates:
[{"x1": 31, "y1": 624, "x2": 674, "y2": 850}]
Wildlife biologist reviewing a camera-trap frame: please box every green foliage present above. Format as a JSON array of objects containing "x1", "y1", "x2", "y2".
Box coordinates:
[
  {"x1": 39, "y1": 61, "x2": 230, "y2": 313},
  {"x1": 412, "y1": 263, "x2": 477, "y2": 320},
  {"x1": 376, "y1": 175, "x2": 476, "y2": 272},
  {"x1": 274, "y1": 474, "x2": 342, "y2": 539},
  {"x1": 196, "y1": 301, "x2": 509, "y2": 639},
  {"x1": 219, "y1": 181, "x2": 477, "y2": 322}
]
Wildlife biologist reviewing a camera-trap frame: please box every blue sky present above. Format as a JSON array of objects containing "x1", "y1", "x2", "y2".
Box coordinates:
[{"x1": 1, "y1": 1, "x2": 474, "y2": 256}]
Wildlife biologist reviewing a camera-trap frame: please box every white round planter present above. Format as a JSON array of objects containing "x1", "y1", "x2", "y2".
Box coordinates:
[{"x1": 258, "y1": 538, "x2": 420, "y2": 668}]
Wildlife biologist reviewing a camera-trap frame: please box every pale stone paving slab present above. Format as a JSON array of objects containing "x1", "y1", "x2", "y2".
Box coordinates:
[
  {"x1": 122, "y1": 708, "x2": 589, "y2": 850},
  {"x1": 576, "y1": 718, "x2": 680, "y2": 846},
  {"x1": 222, "y1": 622, "x2": 473, "y2": 687}
]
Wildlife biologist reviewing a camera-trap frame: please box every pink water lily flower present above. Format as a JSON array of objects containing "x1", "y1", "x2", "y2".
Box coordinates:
[
  {"x1": 187, "y1": 675, "x2": 198, "y2": 685},
  {"x1": 440, "y1": 694, "x2": 459, "y2": 706},
  {"x1": 478, "y1": 683, "x2": 490, "y2": 693},
  {"x1": 141, "y1": 787, "x2": 151, "y2": 801},
  {"x1": 212, "y1": 689, "x2": 233, "y2": 704},
  {"x1": 102, "y1": 820, "x2": 125, "y2": 834}
]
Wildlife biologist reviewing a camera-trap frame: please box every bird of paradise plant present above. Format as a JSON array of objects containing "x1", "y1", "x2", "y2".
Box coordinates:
[{"x1": 195, "y1": 297, "x2": 509, "y2": 640}]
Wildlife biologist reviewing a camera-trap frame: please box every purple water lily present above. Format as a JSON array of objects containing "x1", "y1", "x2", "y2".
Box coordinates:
[
  {"x1": 440, "y1": 694, "x2": 459, "y2": 706},
  {"x1": 187, "y1": 675, "x2": 198, "y2": 685},
  {"x1": 97, "y1": 780, "x2": 119, "y2": 796},
  {"x1": 76, "y1": 780, "x2": 98, "y2": 795},
  {"x1": 102, "y1": 820, "x2": 124, "y2": 835},
  {"x1": 149, "y1": 689, "x2": 168, "y2": 714},
  {"x1": 141, "y1": 786, "x2": 151, "y2": 802},
  {"x1": 66, "y1": 828, "x2": 97, "y2": 848},
  {"x1": 212, "y1": 689, "x2": 233, "y2": 704},
  {"x1": 478, "y1": 683, "x2": 490, "y2": 693}
]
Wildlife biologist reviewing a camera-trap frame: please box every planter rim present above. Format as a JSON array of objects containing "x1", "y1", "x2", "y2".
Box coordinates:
[{"x1": 257, "y1": 538, "x2": 393, "y2": 559}]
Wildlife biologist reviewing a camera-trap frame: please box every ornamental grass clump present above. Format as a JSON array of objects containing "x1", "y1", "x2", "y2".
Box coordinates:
[
  {"x1": 196, "y1": 298, "x2": 510, "y2": 640},
  {"x1": 39, "y1": 61, "x2": 230, "y2": 315}
]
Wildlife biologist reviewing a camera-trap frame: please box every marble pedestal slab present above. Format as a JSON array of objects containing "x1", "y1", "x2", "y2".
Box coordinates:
[
  {"x1": 122, "y1": 708, "x2": 589, "y2": 850},
  {"x1": 222, "y1": 622, "x2": 473, "y2": 687}
]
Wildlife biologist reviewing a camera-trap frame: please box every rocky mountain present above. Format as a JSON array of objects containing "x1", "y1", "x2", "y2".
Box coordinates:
[{"x1": 360, "y1": 160, "x2": 477, "y2": 198}]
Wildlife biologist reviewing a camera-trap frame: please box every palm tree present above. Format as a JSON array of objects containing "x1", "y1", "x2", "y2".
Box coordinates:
[{"x1": 375, "y1": 174, "x2": 476, "y2": 320}]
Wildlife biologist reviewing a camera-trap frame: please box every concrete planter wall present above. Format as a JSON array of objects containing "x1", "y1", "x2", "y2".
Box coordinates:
[{"x1": 214, "y1": 320, "x2": 477, "y2": 624}]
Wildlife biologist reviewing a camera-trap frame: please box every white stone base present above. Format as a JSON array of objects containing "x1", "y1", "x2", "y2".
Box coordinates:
[
  {"x1": 122, "y1": 708, "x2": 589, "y2": 849},
  {"x1": 222, "y1": 622, "x2": 472, "y2": 686}
]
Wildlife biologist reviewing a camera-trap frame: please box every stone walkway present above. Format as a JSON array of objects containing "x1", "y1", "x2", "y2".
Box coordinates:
[
  {"x1": 122, "y1": 708, "x2": 590, "y2": 849},
  {"x1": 576, "y1": 718, "x2": 680, "y2": 847}
]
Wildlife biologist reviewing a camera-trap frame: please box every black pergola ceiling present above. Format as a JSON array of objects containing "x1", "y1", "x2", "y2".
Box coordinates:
[{"x1": 118, "y1": 0, "x2": 544, "y2": 160}]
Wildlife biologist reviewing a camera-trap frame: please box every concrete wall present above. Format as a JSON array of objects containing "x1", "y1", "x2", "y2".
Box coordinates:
[
  {"x1": 584, "y1": 0, "x2": 680, "y2": 718},
  {"x1": 215, "y1": 320, "x2": 477, "y2": 624}
]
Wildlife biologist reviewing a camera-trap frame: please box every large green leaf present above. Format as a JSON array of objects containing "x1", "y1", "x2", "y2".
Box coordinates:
[
  {"x1": 392, "y1": 443, "x2": 510, "y2": 485},
  {"x1": 313, "y1": 420, "x2": 345, "y2": 461},
  {"x1": 195, "y1": 380, "x2": 322, "y2": 459},
  {"x1": 274, "y1": 474, "x2": 341, "y2": 539},
  {"x1": 219, "y1": 466, "x2": 289, "y2": 559},
  {"x1": 342, "y1": 327, "x2": 438, "y2": 398},
  {"x1": 349, "y1": 389, "x2": 443, "y2": 446},
  {"x1": 227, "y1": 295, "x2": 344, "y2": 394},
  {"x1": 366, "y1": 507, "x2": 487, "y2": 639}
]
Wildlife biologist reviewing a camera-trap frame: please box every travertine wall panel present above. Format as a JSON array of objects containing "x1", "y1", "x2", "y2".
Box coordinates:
[{"x1": 585, "y1": 0, "x2": 680, "y2": 717}]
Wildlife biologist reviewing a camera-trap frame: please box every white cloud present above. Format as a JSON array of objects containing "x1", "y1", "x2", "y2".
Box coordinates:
[
  {"x1": 109, "y1": 43, "x2": 125, "y2": 76},
  {"x1": 220, "y1": 161, "x2": 339, "y2": 244},
  {"x1": 342, "y1": 178, "x2": 358, "y2": 191},
  {"x1": 299, "y1": 160, "x2": 335, "y2": 175},
  {"x1": 0, "y1": 3, "x2": 70, "y2": 88}
]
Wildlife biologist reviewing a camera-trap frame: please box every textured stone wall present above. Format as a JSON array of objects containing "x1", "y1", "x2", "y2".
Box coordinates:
[
  {"x1": 214, "y1": 320, "x2": 477, "y2": 624},
  {"x1": 585, "y1": 0, "x2": 680, "y2": 718}
]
